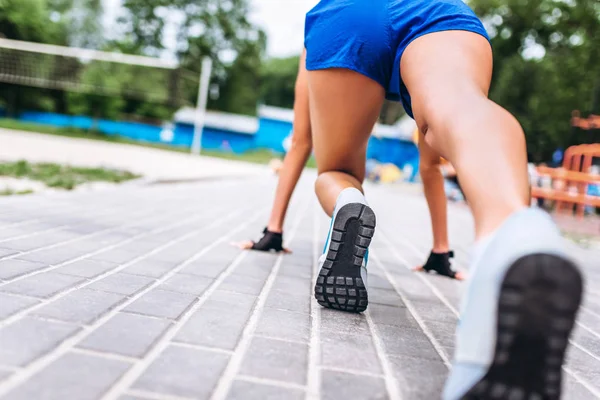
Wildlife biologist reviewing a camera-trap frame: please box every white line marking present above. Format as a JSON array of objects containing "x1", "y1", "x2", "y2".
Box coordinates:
[
  {"x1": 382, "y1": 229, "x2": 600, "y2": 399},
  {"x1": 169, "y1": 342, "x2": 234, "y2": 355},
  {"x1": 236, "y1": 375, "x2": 307, "y2": 391},
  {"x1": 581, "y1": 306, "x2": 600, "y2": 321},
  {"x1": 0, "y1": 206, "x2": 223, "y2": 328},
  {"x1": 319, "y1": 365, "x2": 385, "y2": 379},
  {"x1": 370, "y1": 251, "x2": 450, "y2": 367},
  {"x1": 365, "y1": 309, "x2": 403, "y2": 400},
  {"x1": 126, "y1": 388, "x2": 195, "y2": 400},
  {"x1": 0, "y1": 205, "x2": 202, "y2": 285},
  {"x1": 210, "y1": 198, "x2": 309, "y2": 400},
  {"x1": 71, "y1": 347, "x2": 140, "y2": 363},
  {"x1": 98, "y1": 208, "x2": 272, "y2": 400},
  {"x1": 306, "y1": 203, "x2": 322, "y2": 400},
  {"x1": 576, "y1": 321, "x2": 600, "y2": 342},
  {"x1": 0, "y1": 205, "x2": 265, "y2": 398}
]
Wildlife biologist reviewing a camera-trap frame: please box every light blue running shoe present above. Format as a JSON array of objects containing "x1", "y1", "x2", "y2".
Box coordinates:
[{"x1": 443, "y1": 208, "x2": 584, "y2": 400}]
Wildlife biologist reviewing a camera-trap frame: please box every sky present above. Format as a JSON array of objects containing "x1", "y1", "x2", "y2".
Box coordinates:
[
  {"x1": 103, "y1": 0, "x2": 318, "y2": 58},
  {"x1": 248, "y1": 0, "x2": 318, "y2": 57}
]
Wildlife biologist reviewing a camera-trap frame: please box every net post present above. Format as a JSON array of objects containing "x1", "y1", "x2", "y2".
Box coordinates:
[{"x1": 191, "y1": 57, "x2": 213, "y2": 155}]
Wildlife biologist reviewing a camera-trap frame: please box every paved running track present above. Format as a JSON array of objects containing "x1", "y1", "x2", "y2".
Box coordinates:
[{"x1": 0, "y1": 174, "x2": 598, "y2": 400}]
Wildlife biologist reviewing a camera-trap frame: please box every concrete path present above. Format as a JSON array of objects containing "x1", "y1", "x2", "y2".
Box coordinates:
[
  {"x1": 0, "y1": 129, "x2": 269, "y2": 181},
  {"x1": 0, "y1": 175, "x2": 598, "y2": 400}
]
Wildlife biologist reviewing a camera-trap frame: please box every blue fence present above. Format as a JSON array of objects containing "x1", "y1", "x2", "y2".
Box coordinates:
[
  {"x1": 173, "y1": 123, "x2": 256, "y2": 153},
  {"x1": 20, "y1": 111, "x2": 164, "y2": 142},
  {"x1": 254, "y1": 118, "x2": 293, "y2": 153},
  {"x1": 7, "y1": 109, "x2": 420, "y2": 180}
]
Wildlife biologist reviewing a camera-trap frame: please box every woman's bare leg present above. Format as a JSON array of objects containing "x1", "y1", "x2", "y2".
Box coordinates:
[
  {"x1": 402, "y1": 32, "x2": 529, "y2": 238},
  {"x1": 309, "y1": 69, "x2": 384, "y2": 214},
  {"x1": 237, "y1": 50, "x2": 311, "y2": 252},
  {"x1": 416, "y1": 130, "x2": 465, "y2": 279},
  {"x1": 418, "y1": 130, "x2": 450, "y2": 252},
  {"x1": 309, "y1": 68, "x2": 384, "y2": 313},
  {"x1": 400, "y1": 31, "x2": 582, "y2": 400},
  {"x1": 266, "y1": 50, "x2": 312, "y2": 233}
]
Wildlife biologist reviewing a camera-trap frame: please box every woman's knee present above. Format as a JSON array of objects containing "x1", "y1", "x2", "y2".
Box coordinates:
[
  {"x1": 313, "y1": 142, "x2": 368, "y2": 183},
  {"x1": 419, "y1": 159, "x2": 441, "y2": 180},
  {"x1": 315, "y1": 171, "x2": 364, "y2": 193},
  {"x1": 316, "y1": 164, "x2": 365, "y2": 183},
  {"x1": 315, "y1": 172, "x2": 331, "y2": 195}
]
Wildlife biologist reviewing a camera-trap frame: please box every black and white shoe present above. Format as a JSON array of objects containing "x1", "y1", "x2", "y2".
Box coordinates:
[{"x1": 314, "y1": 203, "x2": 376, "y2": 313}]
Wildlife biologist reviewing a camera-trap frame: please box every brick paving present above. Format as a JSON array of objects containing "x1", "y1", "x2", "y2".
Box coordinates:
[{"x1": 0, "y1": 175, "x2": 598, "y2": 400}]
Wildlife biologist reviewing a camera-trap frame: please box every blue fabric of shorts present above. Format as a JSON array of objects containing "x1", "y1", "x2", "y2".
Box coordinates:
[{"x1": 304, "y1": 0, "x2": 490, "y2": 118}]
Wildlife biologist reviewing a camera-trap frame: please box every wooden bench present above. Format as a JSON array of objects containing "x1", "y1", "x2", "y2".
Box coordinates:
[{"x1": 531, "y1": 166, "x2": 600, "y2": 217}]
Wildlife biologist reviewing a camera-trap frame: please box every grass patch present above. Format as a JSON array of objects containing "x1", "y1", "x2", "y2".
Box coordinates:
[
  {"x1": 0, "y1": 188, "x2": 34, "y2": 196},
  {"x1": 0, "y1": 118, "x2": 317, "y2": 168},
  {"x1": 0, "y1": 160, "x2": 139, "y2": 190},
  {"x1": 202, "y1": 148, "x2": 277, "y2": 164},
  {"x1": 201, "y1": 148, "x2": 317, "y2": 168},
  {"x1": 0, "y1": 119, "x2": 125, "y2": 143}
]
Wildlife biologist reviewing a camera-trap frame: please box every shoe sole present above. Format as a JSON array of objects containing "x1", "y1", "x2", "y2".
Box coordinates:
[
  {"x1": 461, "y1": 253, "x2": 583, "y2": 400},
  {"x1": 314, "y1": 203, "x2": 376, "y2": 313}
]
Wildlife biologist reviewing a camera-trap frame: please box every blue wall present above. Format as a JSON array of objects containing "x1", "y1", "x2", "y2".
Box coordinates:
[
  {"x1": 18, "y1": 111, "x2": 256, "y2": 153},
  {"x1": 8, "y1": 110, "x2": 420, "y2": 179},
  {"x1": 173, "y1": 123, "x2": 255, "y2": 153},
  {"x1": 20, "y1": 111, "x2": 164, "y2": 143},
  {"x1": 255, "y1": 118, "x2": 292, "y2": 153}
]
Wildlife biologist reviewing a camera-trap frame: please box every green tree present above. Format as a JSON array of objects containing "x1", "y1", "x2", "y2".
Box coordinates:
[
  {"x1": 0, "y1": 0, "x2": 69, "y2": 115},
  {"x1": 260, "y1": 55, "x2": 299, "y2": 109},
  {"x1": 0, "y1": 0, "x2": 65, "y2": 43},
  {"x1": 65, "y1": 62, "x2": 126, "y2": 122},
  {"x1": 0, "y1": 0, "x2": 109, "y2": 116},
  {"x1": 118, "y1": 0, "x2": 267, "y2": 114},
  {"x1": 212, "y1": 36, "x2": 266, "y2": 115},
  {"x1": 48, "y1": 0, "x2": 104, "y2": 48}
]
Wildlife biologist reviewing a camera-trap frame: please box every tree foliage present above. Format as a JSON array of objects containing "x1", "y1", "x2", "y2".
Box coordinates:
[
  {"x1": 49, "y1": 0, "x2": 104, "y2": 48},
  {"x1": 211, "y1": 38, "x2": 266, "y2": 115},
  {"x1": 0, "y1": 0, "x2": 266, "y2": 119},
  {"x1": 0, "y1": 0, "x2": 598, "y2": 155},
  {"x1": 117, "y1": 0, "x2": 267, "y2": 113},
  {"x1": 471, "y1": 0, "x2": 600, "y2": 161},
  {"x1": 0, "y1": 0, "x2": 68, "y2": 116},
  {"x1": 0, "y1": 0, "x2": 64, "y2": 43},
  {"x1": 260, "y1": 56, "x2": 299, "y2": 109}
]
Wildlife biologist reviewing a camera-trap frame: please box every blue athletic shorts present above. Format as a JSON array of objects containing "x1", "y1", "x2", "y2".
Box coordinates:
[{"x1": 304, "y1": 0, "x2": 490, "y2": 118}]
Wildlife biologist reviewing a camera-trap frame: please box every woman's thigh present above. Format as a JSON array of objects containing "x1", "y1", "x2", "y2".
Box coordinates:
[{"x1": 308, "y1": 68, "x2": 385, "y2": 182}]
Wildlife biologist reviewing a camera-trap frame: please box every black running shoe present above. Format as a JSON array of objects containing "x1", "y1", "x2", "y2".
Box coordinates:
[{"x1": 314, "y1": 203, "x2": 376, "y2": 313}]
